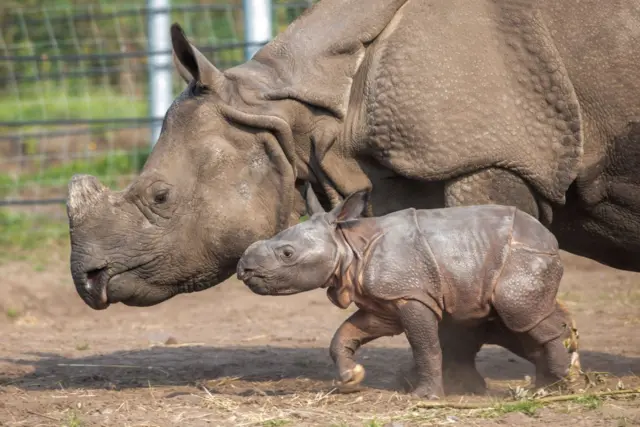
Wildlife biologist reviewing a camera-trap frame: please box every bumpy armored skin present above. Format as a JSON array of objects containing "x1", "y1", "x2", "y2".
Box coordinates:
[
  {"x1": 348, "y1": 205, "x2": 561, "y2": 331},
  {"x1": 67, "y1": 0, "x2": 640, "y2": 313},
  {"x1": 238, "y1": 189, "x2": 581, "y2": 398}
]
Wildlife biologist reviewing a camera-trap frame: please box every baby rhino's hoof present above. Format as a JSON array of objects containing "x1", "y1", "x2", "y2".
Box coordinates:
[{"x1": 339, "y1": 364, "x2": 366, "y2": 388}]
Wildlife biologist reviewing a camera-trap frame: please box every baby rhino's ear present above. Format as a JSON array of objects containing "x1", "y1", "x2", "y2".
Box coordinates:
[{"x1": 326, "y1": 190, "x2": 370, "y2": 224}]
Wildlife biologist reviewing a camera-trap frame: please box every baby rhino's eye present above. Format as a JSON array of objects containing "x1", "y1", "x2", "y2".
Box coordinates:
[{"x1": 280, "y1": 246, "x2": 295, "y2": 259}]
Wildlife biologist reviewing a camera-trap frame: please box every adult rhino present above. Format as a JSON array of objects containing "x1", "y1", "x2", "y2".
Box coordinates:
[{"x1": 67, "y1": 0, "x2": 640, "y2": 310}]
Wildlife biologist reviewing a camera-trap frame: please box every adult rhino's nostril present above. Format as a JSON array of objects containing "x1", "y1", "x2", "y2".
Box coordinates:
[
  {"x1": 86, "y1": 267, "x2": 107, "y2": 287},
  {"x1": 80, "y1": 266, "x2": 110, "y2": 309}
]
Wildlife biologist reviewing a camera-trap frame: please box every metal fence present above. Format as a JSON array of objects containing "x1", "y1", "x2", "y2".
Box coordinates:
[{"x1": 0, "y1": 1, "x2": 313, "y2": 209}]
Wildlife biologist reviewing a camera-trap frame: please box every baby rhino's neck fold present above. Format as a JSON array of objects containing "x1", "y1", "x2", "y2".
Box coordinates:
[{"x1": 324, "y1": 219, "x2": 384, "y2": 309}]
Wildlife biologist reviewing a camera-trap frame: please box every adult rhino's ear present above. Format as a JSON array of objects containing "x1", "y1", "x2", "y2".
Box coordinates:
[
  {"x1": 304, "y1": 182, "x2": 326, "y2": 216},
  {"x1": 326, "y1": 190, "x2": 370, "y2": 224},
  {"x1": 171, "y1": 23, "x2": 225, "y2": 90}
]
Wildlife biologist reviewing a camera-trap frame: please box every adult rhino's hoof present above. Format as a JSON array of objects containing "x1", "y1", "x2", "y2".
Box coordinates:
[
  {"x1": 443, "y1": 377, "x2": 487, "y2": 396},
  {"x1": 410, "y1": 385, "x2": 443, "y2": 400},
  {"x1": 442, "y1": 366, "x2": 487, "y2": 395}
]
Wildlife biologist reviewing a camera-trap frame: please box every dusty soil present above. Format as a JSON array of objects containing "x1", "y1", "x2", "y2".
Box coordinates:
[{"x1": 0, "y1": 248, "x2": 638, "y2": 427}]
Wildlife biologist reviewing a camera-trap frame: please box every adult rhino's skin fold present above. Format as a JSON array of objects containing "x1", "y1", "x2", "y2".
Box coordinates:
[{"x1": 68, "y1": 0, "x2": 640, "y2": 314}]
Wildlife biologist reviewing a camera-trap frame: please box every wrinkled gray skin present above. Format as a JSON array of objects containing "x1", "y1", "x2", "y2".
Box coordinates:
[
  {"x1": 237, "y1": 186, "x2": 581, "y2": 398},
  {"x1": 67, "y1": 0, "x2": 640, "y2": 310}
]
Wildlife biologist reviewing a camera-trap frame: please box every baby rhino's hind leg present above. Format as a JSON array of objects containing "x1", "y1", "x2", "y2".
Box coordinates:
[
  {"x1": 439, "y1": 318, "x2": 487, "y2": 395},
  {"x1": 492, "y1": 222, "x2": 579, "y2": 389}
]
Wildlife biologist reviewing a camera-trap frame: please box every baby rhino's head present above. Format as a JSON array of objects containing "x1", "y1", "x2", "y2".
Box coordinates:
[{"x1": 236, "y1": 185, "x2": 369, "y2": 296}]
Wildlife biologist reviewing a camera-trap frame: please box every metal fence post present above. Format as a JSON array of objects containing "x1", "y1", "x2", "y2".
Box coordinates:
[
  {"x1": 147, "y1": 0, "x2": 172, "y2": 148},
  {"x1": 243, "y1": 0, "x2": 273, "y2": 61}
]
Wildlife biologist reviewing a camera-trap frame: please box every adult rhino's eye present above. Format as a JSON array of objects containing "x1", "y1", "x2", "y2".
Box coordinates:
[
  {"x1": 154, "y1": 189, "x2": 169, "y2": 204},
  {"x1": 283, "y1": 248, "x2": 294, "y2": 258}
]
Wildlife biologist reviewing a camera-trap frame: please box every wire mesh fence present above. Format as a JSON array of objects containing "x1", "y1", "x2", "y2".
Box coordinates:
[{"x1": 0, "y1": 1, "x2": 313, "y2": 209}]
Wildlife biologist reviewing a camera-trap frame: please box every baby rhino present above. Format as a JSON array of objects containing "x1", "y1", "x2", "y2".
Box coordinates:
[{"x1": 237, "y1": 187, "x2": 581, "y2": 399}]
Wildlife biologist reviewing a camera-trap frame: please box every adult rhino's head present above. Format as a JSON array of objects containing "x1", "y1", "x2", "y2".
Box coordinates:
[{"x1": 66, "y1": 24, "x2": 304, "y2": 310}]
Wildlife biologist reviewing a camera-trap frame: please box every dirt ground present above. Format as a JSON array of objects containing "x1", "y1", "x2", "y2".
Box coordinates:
[{"x1": 0, "y1": 248, "x2": 638, "y2": 427}]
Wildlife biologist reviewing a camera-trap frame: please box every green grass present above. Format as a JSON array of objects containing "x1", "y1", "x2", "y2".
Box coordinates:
[
  {"x1": 27, "y1": 149, "x2": 149, "y2": 185},
  {"x1": 0, "y1": 209, "x2": 69, "y2": 255},
  {"x1": 492, "y1": 400, "x2": 541, "y2": 417},
  {"x1": 0, "y1": 147, "x2": 149, "y2": 258},
  {"x1": 574, "y1": 395, "x2": 603, "y2": 410},
  {"x1": 0, "y1": 149, "x2": 149, "y2": 255},
  {"x1": 0, "y1": 86, "x2": 147, "y2": 123},
  {"x1": 0, "y1": 149, "x2": 150, "y2": 198},
  {"x1": 75, "y1": 342, "x2": 90, "y2": 351},
  {"x1": 6, "y1": 308, "x2": 20, "y2": 319},
  {"x1": 65, "y1": 411, "x2": 83, "y2": 427}
]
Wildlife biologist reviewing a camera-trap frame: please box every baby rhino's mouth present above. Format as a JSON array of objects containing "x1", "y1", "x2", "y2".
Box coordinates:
[
  {"x1": 236, "y1": 259, "x2": 301, "y2": 296},
  {"x1": 244, "y1": 278, "x2": 303, "y2": 296},
  {"x1": 243, "y1": 275, "x2": 272, "y2": 295},
  {"x1": 236, "y1": 261, "x2": 270, "y2": 295},
  {"x1": 237, "y1": 271, "x2": 300, "y2": 296}
]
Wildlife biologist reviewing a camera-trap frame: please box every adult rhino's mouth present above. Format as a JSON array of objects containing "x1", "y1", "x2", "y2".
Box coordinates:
[
  {"x1": 81, "y1": 267, "x2": 150, "y2": 309},
  {"x1": 74, "y1": 255, "x2": 198, "y2": 310},
  {"x1": 83, "y1": 267, "x2": 111, "y2": 310}
]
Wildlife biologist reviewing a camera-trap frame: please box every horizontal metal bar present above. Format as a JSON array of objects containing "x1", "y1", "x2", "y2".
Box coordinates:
[
  {"x1": 0, "y1": 41, "x2": 266, "y2": 63},
  {"x1": 0, "y1": 116, "x2": 163, "y2": 128},
  {"x1": 0, "y1": 198, "x2": 67, "y2": 206},
  {"x1": 11, "y1": 2, "x2": 310, "y2": 27},
  {"x1": 0, "y1": 121, "x2": 154, "y2": 142},
  {"x1": 19, "y1": 4, "x2": 240, "y2": 26},
  {"x1": 0, "y1": 64, "x2": 157, "y2": 85},
  {"x1": 0, "y1": 60, "x2": 244, "y2": 85}
]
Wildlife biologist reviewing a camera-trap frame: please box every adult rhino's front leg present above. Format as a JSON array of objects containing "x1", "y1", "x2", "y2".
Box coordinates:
[
  {"x1": 329, "y1": 308, "x2": 403, "y2": 388},
  {"x1": 444, "y1": 168, "x2": 553, "y2": 225},
  {"x1": 439, "y1": 317, "x2": 551, "y2": 396},
  {"x1": 438, "y1": 319, "x2": 487, "y2": 395}
]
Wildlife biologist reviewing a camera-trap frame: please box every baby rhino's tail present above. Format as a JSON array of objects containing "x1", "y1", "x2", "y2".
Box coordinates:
[{"x1": 510, "y1": 208, "x2": 559, "y2": 255}]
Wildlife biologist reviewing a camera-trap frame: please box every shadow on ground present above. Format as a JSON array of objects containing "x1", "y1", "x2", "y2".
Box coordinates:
[{"x1": 1, "y1": 345, "x2": 638, "y2": 393}]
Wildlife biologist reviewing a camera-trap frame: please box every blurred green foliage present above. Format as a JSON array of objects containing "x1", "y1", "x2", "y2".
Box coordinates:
[
  {"x1": 0, "y1": 0, "x2": 313, "y2": 102},
  {"x1": 0, "y1": 149, "x2": 150, "y2": 255},
  {"x1": 0, "y1": 149, "x2": 151, "y2": 198},
  {"x1": 0, "y1": 0, "x2": 314, "y2": 254},
  {"x1": 0, "y1": 209, "x2": 69, "y2": 255}
]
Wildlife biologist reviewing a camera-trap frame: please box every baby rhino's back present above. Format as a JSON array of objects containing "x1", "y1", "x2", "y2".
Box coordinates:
[
  {"x1": 362, "y1": 205, "x2": 557, "y2": 322},
  {"x1": 415, "y1": 205, "x2": 518, "y2": 318}
]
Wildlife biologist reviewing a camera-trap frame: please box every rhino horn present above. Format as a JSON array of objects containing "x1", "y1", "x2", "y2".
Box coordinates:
[
  {"x1": 66, "y1": 174, "x2": 108, "y2": 225},
  {"x1": 304, "y1": 182, "x2": 326, "y2": 216},
  {"x1": 170, "y1": 23, "x2": 225, "y2": 90}
]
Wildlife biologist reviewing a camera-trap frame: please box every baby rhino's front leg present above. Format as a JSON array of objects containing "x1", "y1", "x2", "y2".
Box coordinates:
[
  {"x1": 397, "y1": 299, "x2": 444, "y2": 399},
  {"x1": 330, "y1": 309, "x2": 403, "y2": 387}
]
